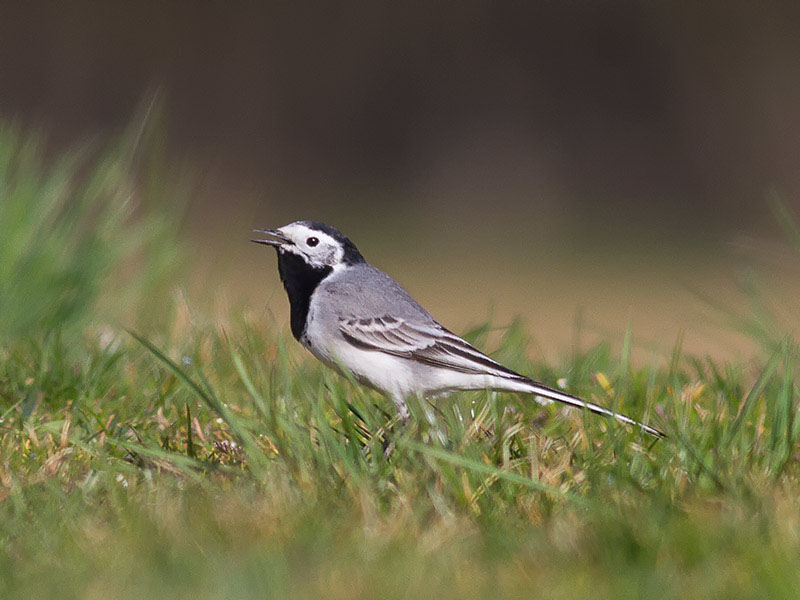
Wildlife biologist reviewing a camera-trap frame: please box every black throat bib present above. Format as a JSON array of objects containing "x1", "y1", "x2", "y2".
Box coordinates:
[{"x1": 276, "y1": 250, "x2": 332, "y2": 340}]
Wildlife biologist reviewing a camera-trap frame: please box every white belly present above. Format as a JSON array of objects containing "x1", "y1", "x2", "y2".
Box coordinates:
[{"x1": 303, "y1": 329, "x2": 416, "y2": 397}]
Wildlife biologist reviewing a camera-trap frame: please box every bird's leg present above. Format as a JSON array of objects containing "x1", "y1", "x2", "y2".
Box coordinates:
[
  {"x1": 382, "y1": 396, "x2": 411, "y2": 459},
  {"x1": 395, "y1": 401, "x2": 410, "y2": 423}
]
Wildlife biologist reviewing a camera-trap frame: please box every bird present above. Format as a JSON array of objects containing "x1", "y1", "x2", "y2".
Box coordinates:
[{"x1": 252, "y1": 221, "x2": 664, "y2": 438}]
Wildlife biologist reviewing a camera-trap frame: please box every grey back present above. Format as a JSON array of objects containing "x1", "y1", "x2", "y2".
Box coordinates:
[{"x1": 317, "y1": 264, "x2": 434, "y2": 322}]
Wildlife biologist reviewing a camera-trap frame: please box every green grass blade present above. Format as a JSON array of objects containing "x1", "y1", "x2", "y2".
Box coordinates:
[
  {"x1": 726, "y1": 341, "x2": 783, "y2": 444},
  {"x1": 127, "y1": 329, "x2": 269, "y2": 476},
  {"x1": 399, "y1": 439, "x2": 589, "y2": 506}
]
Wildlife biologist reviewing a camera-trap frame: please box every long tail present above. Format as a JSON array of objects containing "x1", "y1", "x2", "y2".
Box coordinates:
[{"x1": 517, "y1": 377, "x2": 665, "y2": 438}]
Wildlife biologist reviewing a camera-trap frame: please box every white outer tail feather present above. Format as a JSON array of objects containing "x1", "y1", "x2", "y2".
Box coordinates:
[{"x1": 518, "y1": 379, "x2": 665, "y2": 438}]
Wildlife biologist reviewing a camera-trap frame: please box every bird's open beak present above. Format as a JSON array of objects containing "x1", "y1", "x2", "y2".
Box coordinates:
[{"x1": 251, "y1": 228, "x2": 291, "y2": 247}]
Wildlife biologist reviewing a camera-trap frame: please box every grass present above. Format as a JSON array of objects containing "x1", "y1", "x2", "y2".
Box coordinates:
[{"x1": 2, "y1": 122, "x2": 800, "y2": 599}]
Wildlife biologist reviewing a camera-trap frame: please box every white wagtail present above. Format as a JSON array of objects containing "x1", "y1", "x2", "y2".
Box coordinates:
[{"x1": 252, "y1": 221, "x2": 664, "y2": 438}]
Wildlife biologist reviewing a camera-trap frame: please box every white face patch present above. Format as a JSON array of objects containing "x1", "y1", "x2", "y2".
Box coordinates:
[{"x1": 275, "y1": 223, "x2": 345, "y2": 269}]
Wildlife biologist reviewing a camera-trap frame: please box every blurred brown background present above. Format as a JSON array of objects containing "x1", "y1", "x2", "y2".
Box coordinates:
[{"x1": 3, "y1": 1, "x2": 800, "y2": 359}]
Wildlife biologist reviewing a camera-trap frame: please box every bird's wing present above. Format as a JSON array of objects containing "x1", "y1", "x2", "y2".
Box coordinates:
[
  {"x1": 337, "y1": 316, "x2": 526, "y2": 380},
  {"x1": 338, "y1": 315, "x2": 666, "y2": 438}
]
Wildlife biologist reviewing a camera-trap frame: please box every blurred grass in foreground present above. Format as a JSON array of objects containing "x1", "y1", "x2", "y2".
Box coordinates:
[
  {"x1": 2, "y1": 126, "x2": 800, "y2": 599},
  {"x1": 0, "y1": 107, "x2": 183, "y2": 340}
]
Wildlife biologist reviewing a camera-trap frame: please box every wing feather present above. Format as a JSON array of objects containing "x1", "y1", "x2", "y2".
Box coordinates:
[{"x1": 338, "y1": 316, "x2": 525, "y2": 380}]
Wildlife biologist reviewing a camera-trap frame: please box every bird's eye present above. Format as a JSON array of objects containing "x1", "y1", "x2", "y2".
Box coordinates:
[{"x1": 306, "y1": 236, "x2": 319, "y2": 247}]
